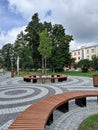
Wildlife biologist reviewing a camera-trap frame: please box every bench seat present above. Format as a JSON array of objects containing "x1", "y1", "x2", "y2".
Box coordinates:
[{"x1": 8, "y1": 91, "x2": 98, "y2": 130}]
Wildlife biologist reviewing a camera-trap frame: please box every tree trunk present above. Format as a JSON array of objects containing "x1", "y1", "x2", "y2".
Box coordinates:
[
  {"x1": 42, "y1": 56, "x2": 45, "y2": 83},
  {"x1": 45, "y1": 56, "x2": 47, "y2": 74},
  {"x1": 42, "y1": 56, "x2": 45, "y2": 74}
]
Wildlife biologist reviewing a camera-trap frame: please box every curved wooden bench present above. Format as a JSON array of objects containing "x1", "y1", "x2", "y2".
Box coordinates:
[
  {"x1": 8, "y1": 91, "x2": 98, "y2": 130},
  {"x1": 23, "y1": 74, "x2": 67, "y2": 83}
]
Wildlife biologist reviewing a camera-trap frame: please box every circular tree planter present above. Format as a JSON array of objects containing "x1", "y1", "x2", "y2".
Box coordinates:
[{"x1": 23, "y1": 74, "x2": 67, "y2": 83}]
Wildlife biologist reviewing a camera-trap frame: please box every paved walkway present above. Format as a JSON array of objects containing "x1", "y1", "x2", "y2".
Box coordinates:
[{"x1": 0, "y1": 73, "x2": 98, "y2": 130}]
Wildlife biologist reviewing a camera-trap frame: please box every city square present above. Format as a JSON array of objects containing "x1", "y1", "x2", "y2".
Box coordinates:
[
  {"x1": 0, "y1": 1, "x2": 98, "y2": 129},
  {"x1": 0, "y1": 73, "x2": 98, "y2": 130}
]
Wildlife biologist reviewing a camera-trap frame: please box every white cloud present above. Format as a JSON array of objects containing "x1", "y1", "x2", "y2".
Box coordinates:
[
  {"x1": 8, "y1": 0, "x2": 98, "y2": 36},
  {"x1": 8, "y1": 0, "x2": 34, "y2": 19},
  {"x1": 1, "y1": 0, "x2": 98, "y2": 50},
  {"x1": 70, "y1": 40, "x2": 82, "y2": 51},
  {"x1": 8, "y1": 0, "x2": 54, "y2": 20},
  {"x1": 7, "y1": 0, "x2": 71, "y2": 22},
  {"x1": 0, "y1": 26, "x2": 26, "y2": 48},
  {"x1": 70, "y1": 40, "x2": 98, "y2": 51}
]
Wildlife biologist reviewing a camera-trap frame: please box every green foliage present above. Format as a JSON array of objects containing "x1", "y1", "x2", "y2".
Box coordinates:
[
  {"x1": 78, "y1": 114, "x2": 98, "y2": 130},
  {"x1": 1, "y1": 13, "x2": 73, "y2": 71},
  {"x1": 38, "y1": 29, "x2": 52, "y2": 74},
  {"x1": 25, "y1": 13, "x2": 41, "y2": 69},
  {"x1": 78, "y1": 59, "x2": 90, "y2": 72},
  {"x1": 14, "y1": 31, "x2": 27, "y2": 59},
  {"x1": 0, "y1": 49, "x2": 3, "y2": 68},
  {"x1": 43, "y1": 22, "x2": 52, "y2": 33},
  {"x1": 18, "y1": 70, "x2": 97, "y2": 77},
  {"x1": 1, "y1": 43, "x2": 14, "y2": 70},
  {"x1": 91, "y1": 56, "x2": 98, "y2": 70},
  {"x1": 19, "y1": 47, "x2": 33, "y2": 70},
  {"x1": 50, "y1": 24, "x2": 73, "y2": 71},
  {"x1": 14, "y1": 31, "x2": 33, "y2": 70},
  {"x1": 38, "y1": 29, "x2": 52, "y2": 58},
  {"x1": 65, "y1": 71, "x2": 98, "y2": 77}
]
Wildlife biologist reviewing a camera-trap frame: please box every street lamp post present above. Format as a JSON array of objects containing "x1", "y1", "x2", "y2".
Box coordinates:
[
  {"x1": 17, "y1": 56, "x2": 19, "y2": 75},
  {"x1": 10, "y1": 49, "x2": 14, "y2": 77}
]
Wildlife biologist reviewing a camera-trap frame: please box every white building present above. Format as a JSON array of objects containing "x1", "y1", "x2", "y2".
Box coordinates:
[{"x1": 71, "y1": 45, "x2": 98, "y2": 62}]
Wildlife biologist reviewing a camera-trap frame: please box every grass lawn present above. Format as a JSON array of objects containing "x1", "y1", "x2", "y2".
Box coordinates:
[
  {"x1": 18, "y1": 70, "x2": 42, "y2": 76},
  {"x1": 78, "y1": 114, "x2": 98, "y2": 130},
  {"x1": 65, "y1": 71, "x2": 98, "y2": 77},
  {"x1": 18, "y1": 70, "x2": 98, "y2": 77}
]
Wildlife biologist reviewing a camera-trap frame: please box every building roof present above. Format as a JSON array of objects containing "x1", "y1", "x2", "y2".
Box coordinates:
[{"x1": 71, "y1": 44, "x2": 98, "y2": 52}]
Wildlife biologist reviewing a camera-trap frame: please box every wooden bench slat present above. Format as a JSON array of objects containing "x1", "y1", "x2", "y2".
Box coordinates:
[{"x1": 8, "y1": 91, "x2": 98, "y2": 130}]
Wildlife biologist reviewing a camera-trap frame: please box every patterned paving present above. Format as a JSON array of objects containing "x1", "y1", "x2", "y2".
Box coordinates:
[{"x1": 0, "y1": 73, "x2": 98, "y2": 130}]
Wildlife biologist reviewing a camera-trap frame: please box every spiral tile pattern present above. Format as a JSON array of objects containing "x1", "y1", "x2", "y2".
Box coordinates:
[{"x1": 0, "y1": 73, "x2": 98, "y2": 130}]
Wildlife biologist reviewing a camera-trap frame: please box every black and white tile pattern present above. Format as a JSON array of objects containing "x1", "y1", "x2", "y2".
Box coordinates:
[{"x1": 0, "y1": 73, "x2": 98, "y2": 130}]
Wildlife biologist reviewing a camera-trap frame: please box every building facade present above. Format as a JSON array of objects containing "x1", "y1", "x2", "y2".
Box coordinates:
[{"x1": 71, "y1": 45, "x2": 98, "y2": 62}]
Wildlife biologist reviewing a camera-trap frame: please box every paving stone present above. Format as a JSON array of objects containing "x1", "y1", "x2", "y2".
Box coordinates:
[{"x1": 0, "y1": 72, "x2": 97, "y2": 129}]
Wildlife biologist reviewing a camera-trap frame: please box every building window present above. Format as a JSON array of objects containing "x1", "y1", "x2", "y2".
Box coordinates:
[
  {"x1": 91, "y1": 49, "x2": 95, "y2": 53},
  {"x1": 87, "y1": 50, "x2": 89, "y2": 54},
  {"x1": 78, "y1": 52, "x2": 80, "y2": 55},
  {"x1": 78, "y1": 57, "x2": 80, "y2": 60},
  {"x1": 74, "y1": 52, "x2": 76, "y2": 55},
  {"x1": 87, "y1": 55, "x2": 89, "y2": 59}
]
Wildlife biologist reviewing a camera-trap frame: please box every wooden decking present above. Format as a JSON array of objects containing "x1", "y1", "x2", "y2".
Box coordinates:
[{"x1": 8, "y1": 91, "x2": 98, "y2": 130}]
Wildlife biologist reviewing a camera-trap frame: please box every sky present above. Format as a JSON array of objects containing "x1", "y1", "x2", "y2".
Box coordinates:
[{"x1": 0, "y1": 0, "x2": 98, "y2": 51}]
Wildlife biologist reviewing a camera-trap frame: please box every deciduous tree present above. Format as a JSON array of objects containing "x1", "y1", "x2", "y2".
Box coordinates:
[{"x1": 38, "y1": 29, "x2": 52, "y2": 74}]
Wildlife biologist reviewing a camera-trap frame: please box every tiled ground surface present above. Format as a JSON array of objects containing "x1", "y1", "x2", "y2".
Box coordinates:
[{"x1": 0, "y1": 73, "x2": 98, "y2": 130}]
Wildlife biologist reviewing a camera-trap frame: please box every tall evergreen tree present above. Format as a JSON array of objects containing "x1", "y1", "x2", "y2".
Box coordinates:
[
  {"x1": 14, "y1": 31, "x2": 27, "y2": 55},
  {"x1": 10, "y1": 13, "x2": 73, "y2": 72},
  {"x1": 14, "y1": 31, "x2": 33, "y2": 70},
  {"x1": 25, "y1": 13, "x2": 41, "y2": 69},
  {"x1": 43, "y1": 22, "x2": 52, "y2": 35},
  {"x1": 0, "y1": 49, "x2": 3, "y2": 68},
  {"x1": 2, "y1": 43, "x2": 14, "y2": 70},
  {"x1": 50, "y1": 24, "x2": 73, "y2": 71}
]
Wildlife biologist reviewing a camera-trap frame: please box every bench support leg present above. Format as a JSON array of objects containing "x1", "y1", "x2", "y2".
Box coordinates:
[
  {"x1": 47, "y1": 113, "x2": 53, "y2": 125},
  {"x1": 57, "y1": 102, "x2": 69, "y2": 113},
  {"x1": 24, "y1": 78, "x2": 31, "y2": 82},
  {"x1": 75, "y1": 97, "x2": 86, "y2": 107},
  {"x1": 63, "y1": 77, "x2": 67, "y2": 81},
  {"x1": 42, "y1": 79, "x2": 45, "y2": 83},
  {"x1": 51, "y1": 79, "x2": 55, "y2": 83},
  {"x1": 58, "y1": 78, "x2": 62, "y2": 82},
  {"x1": 97, "y1": 96, "x2": 98, "y2": 103},
  {"x1": 24, "y1": 78, "x2": 26, "y2": 81},
  {"x1": 33, "y1": 79, "x2": 37, "y2": 83}
]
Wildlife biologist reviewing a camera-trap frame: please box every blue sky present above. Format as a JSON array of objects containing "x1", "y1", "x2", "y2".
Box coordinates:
[
  {"x1": 0, "y1": 0, "x2": 98, "y2": 50},
  {"x1": 0, "y1": 0, "x2": 25, "y2": 30}
]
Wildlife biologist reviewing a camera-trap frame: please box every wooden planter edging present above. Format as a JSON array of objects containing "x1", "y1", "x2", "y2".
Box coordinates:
[
  {"x1": 23, "y1": 74, "x2": 67, "y2": 83},
  {"x1": 93, "y1": 75, "x2": 98, "y2": 87},
  {"x1": 8, "y1": 91, "x2": 98, "y2": 130}
]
